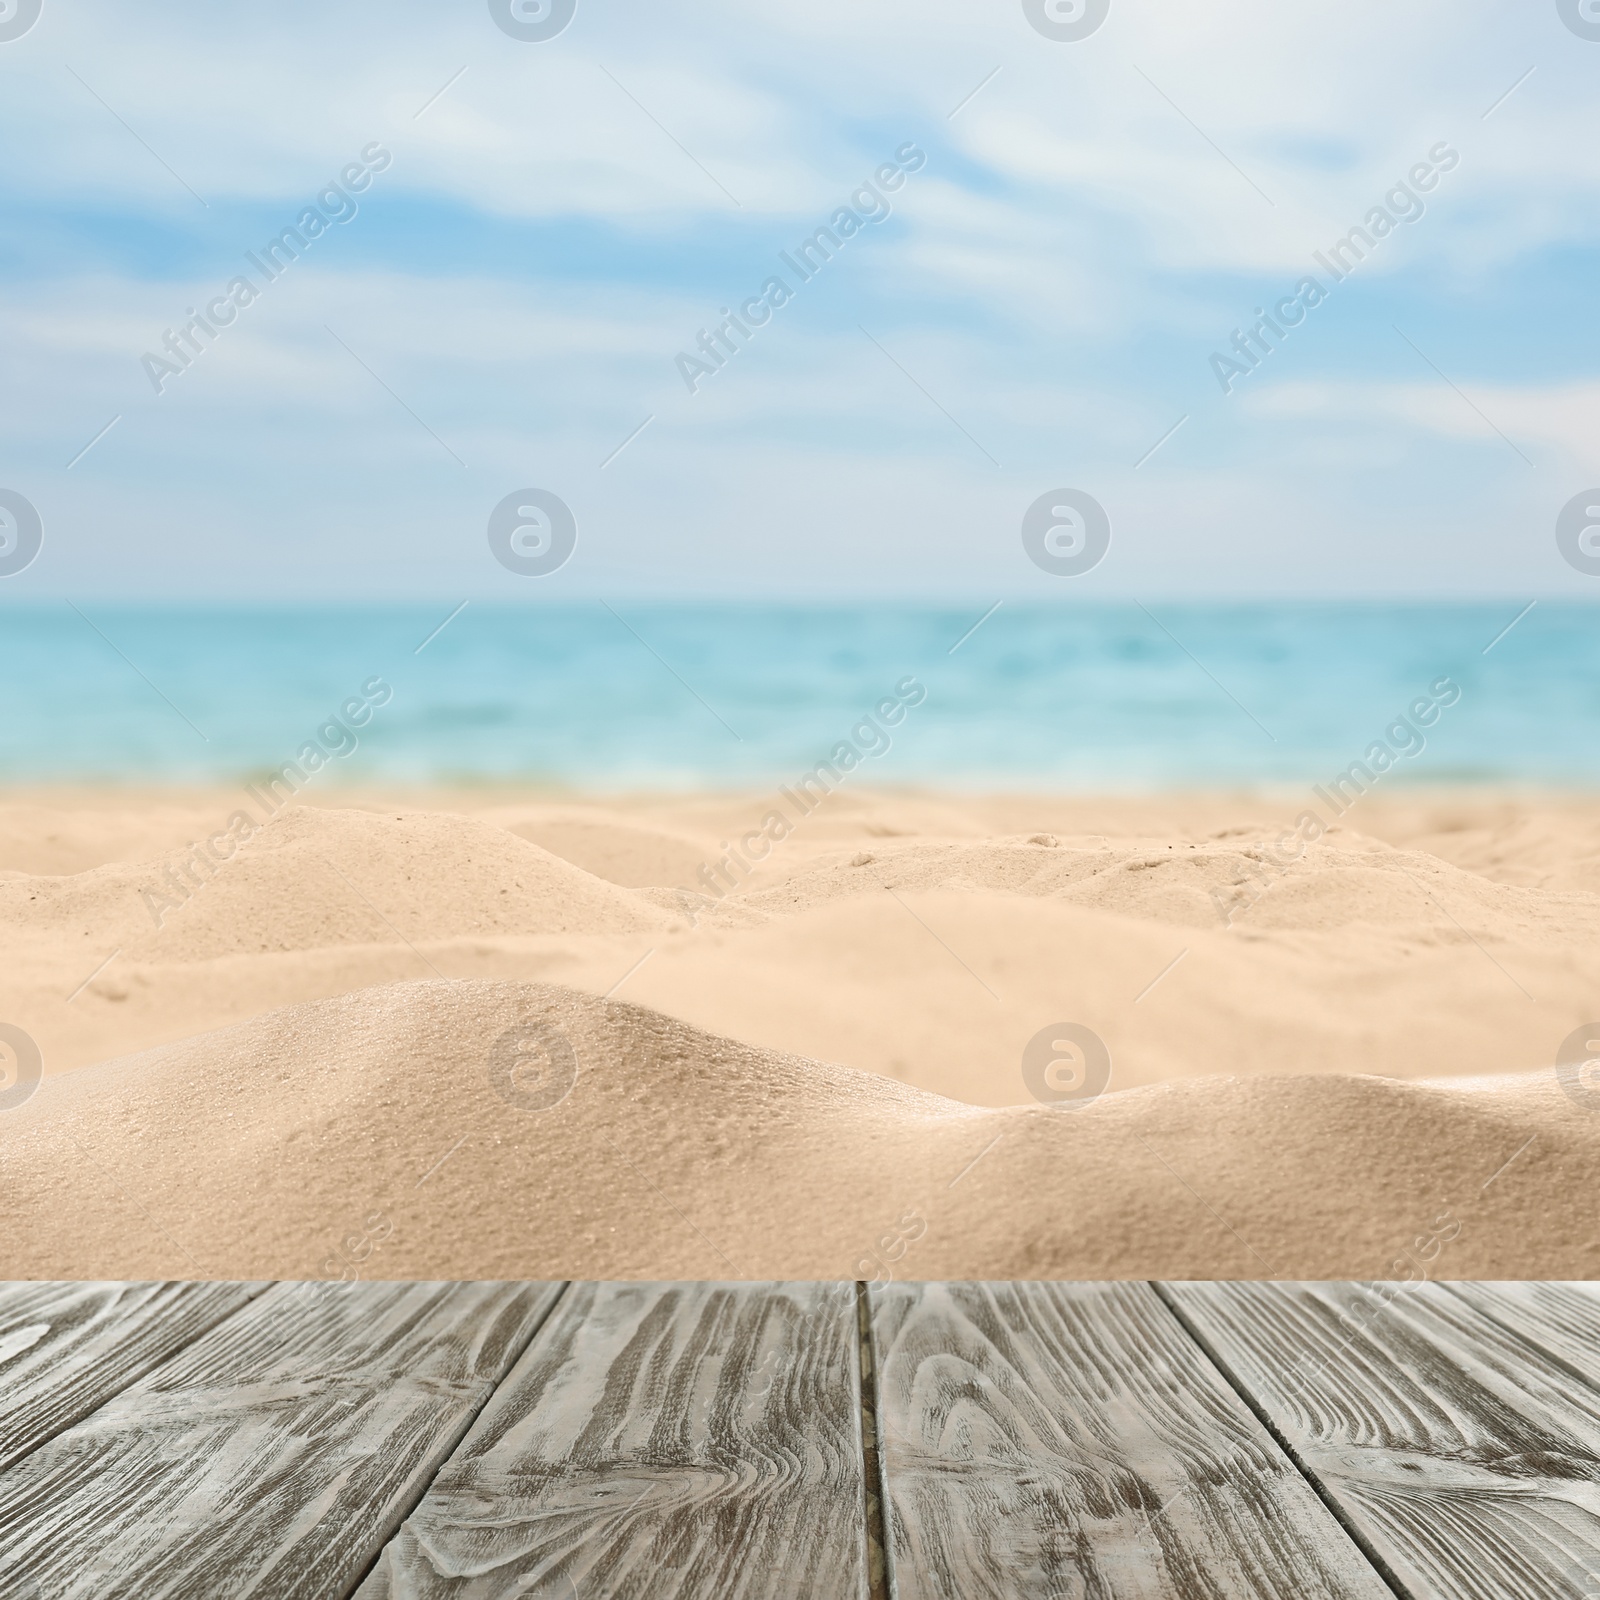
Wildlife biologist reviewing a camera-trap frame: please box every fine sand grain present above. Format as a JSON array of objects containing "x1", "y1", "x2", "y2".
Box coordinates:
[
  {"x1": 1, "y1": 787, "x2": 1595, "y2": 1277},
  {"x1": 3, "y1": 978, "x2": 1594, "y2": 1280}
]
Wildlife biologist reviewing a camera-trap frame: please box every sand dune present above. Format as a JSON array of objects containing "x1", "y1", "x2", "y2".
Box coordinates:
[
  {"x1": 4, "y1": 790, "x2": 1597, "y2": 1108},
  {"x1": 735, "y1": 826, "x2": 1595, "y2": 933},
  {"x1": 4, "y1": 789, "x2": 1597, "y2": 1278},
  {"x1": 8, "y1": 805, "x2": 664, "y2": 958},
  {"x1": 1354, "y1": 797, "x2": 1600, "y2": 895},
  {"x1": 2, "y1": 802, "x2": 672, "y2": 1075},
  {"x1": 502, "y1": 809, "x2": 721, "y2": 891},
  {"x1": 2, "y1": 978, "x2": 1592, "y2": 1280}
]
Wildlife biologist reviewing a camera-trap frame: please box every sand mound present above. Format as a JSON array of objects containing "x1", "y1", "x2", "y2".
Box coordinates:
[
  {"x1": 0, "y1": 795, "x2": 236, "y2": 877},
  {"x1": 500, "y1": 810, "x2": 719, "y2": 890},
  {"x1": 733, "y1": 831, "x2": 1594, "y2": 935},
  {"x1": 8, "y1": 790, "x2": 1600, "y2": 1100},
  {"x1": 1356, "y1": 797, "x2": 1600, "y2": 894},
  {"x1": 3, "y1": 978, "x2": 1593, "y2": 1280},
  {"x1": 2, "y1": 805, "x2": 666, "y2": 961}
]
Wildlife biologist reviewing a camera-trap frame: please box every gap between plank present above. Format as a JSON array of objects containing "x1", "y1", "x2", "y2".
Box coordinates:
[
  {"x1": 338, "y1": 1280, "x2": 574, "y2": 1599},
  {"x1": 854, "y1": 1281, "x2": 891, "y2": 1600},
  {"x1": 1, "y1": 1280, "x2": 276, "y2": 1475},
  {"x1": 1147, "y1": 1282, "x2": 1419, "y2": 1600}
]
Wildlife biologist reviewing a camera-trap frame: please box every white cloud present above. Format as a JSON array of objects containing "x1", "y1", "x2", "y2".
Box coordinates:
[
  {"x1": 2, "y1": 0, "x2": 1597, "y2": 597},
  {"x1": 1246, "y1": 377, "x2": 1600, "y2": 475}
]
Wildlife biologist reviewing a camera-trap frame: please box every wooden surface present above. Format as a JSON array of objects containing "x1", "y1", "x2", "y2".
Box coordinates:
[
  {"x1": 1165, "y1": 1280, "x2": 1600, "y2": 1600},
  {"x1": 1444, "y1": 1280, "x2": 1600, "y2": 1382},
  {"x1": 356, "y1": 1281, "x2": 869, "y2": 1600},
  {"x1": 0, "y1": 1280, "x2": 265, "y2": 1473},
  {"x1": 6, "y1": 1279, "x2": 1600, "y2": 1598},
  {"x1": 869, "y1": 1280, "x2": 1390, "y2": 1599},
  {"x1": 0, "y1": 1280, "x2": 562, "y2": 1600}
]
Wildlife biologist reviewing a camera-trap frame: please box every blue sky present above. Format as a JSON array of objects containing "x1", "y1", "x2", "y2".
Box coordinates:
[{"x1": 3, "y1": 0, "x2": 1600, "y2": 599}]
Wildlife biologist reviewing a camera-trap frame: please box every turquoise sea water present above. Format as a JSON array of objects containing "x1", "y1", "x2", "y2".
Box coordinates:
[{"x1": 2, "y1": 602, "x2": 1596, "y2": 789}]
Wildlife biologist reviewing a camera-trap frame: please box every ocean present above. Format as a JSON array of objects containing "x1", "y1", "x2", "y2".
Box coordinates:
[{"x1": 2, "y1": 601, "x2": 1594, "y2": 789}]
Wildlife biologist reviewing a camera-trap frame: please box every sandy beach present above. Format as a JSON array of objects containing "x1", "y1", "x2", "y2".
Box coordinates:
[{"x1": 2, "y1": 785, "x2": 1597, "y2": 1278}]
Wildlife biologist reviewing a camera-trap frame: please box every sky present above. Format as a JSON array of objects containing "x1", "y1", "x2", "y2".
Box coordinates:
[{"x1": 2, "y1": 0, "x2": 1600, "y2": 600}]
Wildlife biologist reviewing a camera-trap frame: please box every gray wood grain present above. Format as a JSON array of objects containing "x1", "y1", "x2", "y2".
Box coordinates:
[
  {"x1": 0, "y1": 1279, "x2": 562, "y2": 1600},
  {"x1": 869, "y1": 1280, "x2": 1390, "y2": 1599},
  {"x1": 0, "y1": 1280, "x2": 266, "y2": 1474},
  {"x1": 356, "y1": 1281, "x2": 869, "y2": 1600},
  {"x1": 1166, "y1": 1280, "x2": 1600, "y2": 1600},
  {"x1": 1444, "y1": 1281, "x2": 1600, "y2": 1384}
]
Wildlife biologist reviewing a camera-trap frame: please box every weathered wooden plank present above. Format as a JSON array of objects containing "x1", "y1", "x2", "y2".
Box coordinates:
[
  {"x1": 1444, "y1": 1281, "x2": 1600, "y2": 1384},
  {"x1": 356, "y1": 1281, "x2": 869, "y2": 1599},
  {"x1": 869, "y1": 1280, "x2": 1390, "y2": 1599},
  {"x1": 1165, "y1": 1280, "x2": 1600, "y2": 1600},
  {"x1": 0, "y1": 1280, "x2": 266, "y2": 1474},
  {"x1": 0, "y1": 1279, "x2": 563, "y2": 1600}
]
